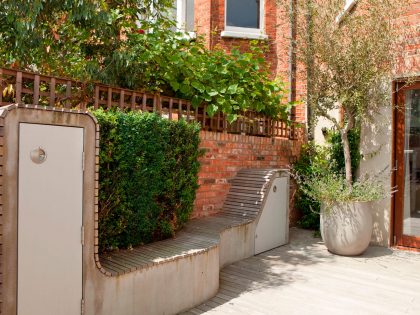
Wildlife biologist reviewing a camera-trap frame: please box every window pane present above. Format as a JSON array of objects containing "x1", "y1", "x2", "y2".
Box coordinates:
[
  {"x1": 226, "y1": 0, "x2": 260, "y2": 29},
  {"x1": 403, "y1": 89, "x2": 420, "y2": 237},
  {"x1": 185, "y1": 0, "x2": 194, "y2": 32}
]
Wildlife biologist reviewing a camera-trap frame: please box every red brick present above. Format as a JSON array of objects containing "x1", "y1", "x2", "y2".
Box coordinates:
[{"x1": 192, "y1": 131, "x2": 303, "y2": 220}]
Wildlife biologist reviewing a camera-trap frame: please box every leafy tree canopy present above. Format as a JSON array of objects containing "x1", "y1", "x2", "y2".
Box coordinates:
[
  {"x1": 0, "y1": 0, "x2": 173, "y2": 77},
  {"x1": 0, "y1": 0, "x2": 292, "y2": 120},
  {"x1": 291, "y1": 0, "x2": 409, "y2": 184}
]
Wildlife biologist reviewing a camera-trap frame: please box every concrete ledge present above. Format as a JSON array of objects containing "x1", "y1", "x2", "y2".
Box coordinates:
[{"x1": 88, "y1": 218, "x2": 258, "y2": 315}]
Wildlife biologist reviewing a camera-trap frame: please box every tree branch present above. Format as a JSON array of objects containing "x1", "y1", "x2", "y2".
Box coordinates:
[{"x1": 317, "y1": 106, "x2": 341, "y2": 130}]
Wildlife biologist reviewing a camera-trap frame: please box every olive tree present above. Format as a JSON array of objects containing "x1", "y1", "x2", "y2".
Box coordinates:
[{"x1": 293, "y1": 0, "x2": 409, "y2": 185}]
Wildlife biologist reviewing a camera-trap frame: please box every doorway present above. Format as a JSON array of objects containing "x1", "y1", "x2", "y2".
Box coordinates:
[
  {"x1": 18, "y1": 123, "x2": 84, "y2": 314},
  {"x1": 394, "y1": 82, "x2": 420, "y2": 249}
]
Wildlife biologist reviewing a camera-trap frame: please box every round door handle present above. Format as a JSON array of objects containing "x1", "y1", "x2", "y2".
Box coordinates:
[
  {"x1": 273, "y1": 185, "x2": 277, "y2": 192},
  {"x1": 30, "y1": 147, "x2": 47, "y2": 164}
]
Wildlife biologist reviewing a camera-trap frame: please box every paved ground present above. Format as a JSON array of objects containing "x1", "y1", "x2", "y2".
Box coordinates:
[{"x1": 181, "y1": 228, "x2": 420, "y2": 315}]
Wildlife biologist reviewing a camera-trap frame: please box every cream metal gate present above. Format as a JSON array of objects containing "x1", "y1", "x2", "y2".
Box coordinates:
[{"x1": 18, "y1": 123, "x2": 84, "y2": 315}]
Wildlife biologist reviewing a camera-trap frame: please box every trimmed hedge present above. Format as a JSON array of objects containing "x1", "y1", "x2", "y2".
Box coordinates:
[{"x1": 93, "y1": 109, "x2": 201, "y2": 252}]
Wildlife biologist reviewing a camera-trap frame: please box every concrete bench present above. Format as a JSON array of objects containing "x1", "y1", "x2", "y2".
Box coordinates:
[{"x1": 90, "y1": 169, "x2": 288, "y2": 315}]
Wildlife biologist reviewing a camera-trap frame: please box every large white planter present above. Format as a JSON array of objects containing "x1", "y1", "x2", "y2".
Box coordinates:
[{"x1": 320, "y1": 201, "x2": 373, "y2": 256}]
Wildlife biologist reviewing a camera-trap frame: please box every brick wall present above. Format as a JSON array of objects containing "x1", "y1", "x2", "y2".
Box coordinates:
[
  {"x1": 396, "y1": 0, "x2": 420, "y2": 76},
  {"x1": 194, "y1": 0, "x2": 307, "y2": 123},
  {"x1": 193, "y1": 131, "x2": 304, "y2": 225},
  {"x1": 192, "y1": 1, "x2": 306, "y2": 224}
]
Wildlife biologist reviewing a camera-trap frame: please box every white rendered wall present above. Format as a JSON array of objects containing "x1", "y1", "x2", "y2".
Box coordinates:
[
  {"x1": 313, "y1": 104, "x2": 393, "y2": 247},
  {"x1": 313, "y1": 108, "x2": 340, "y2": 145},
  {"x1": 358, "y1": 104, "x2": 393, "y2": 246}
]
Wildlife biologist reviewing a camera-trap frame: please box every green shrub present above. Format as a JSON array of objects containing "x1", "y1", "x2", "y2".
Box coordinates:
[
  {"x1": 299, "y1": 173, "x2": 384, "y2": 211},
  {"x1": 97, "y1": 29, "x2": 292, "y2": 121},
  {"x1": 293, "y1": 143, "x2": 329, "y2": 230},
  {"x1": 93, "y1": 109, "x2": 201, "y2": 252},
  {"x1": 293, "y1": 129, "x2": 362, "y2": 230},
  {"x1": 327, "y1": 128, "x2": 361, "y2": 179}
]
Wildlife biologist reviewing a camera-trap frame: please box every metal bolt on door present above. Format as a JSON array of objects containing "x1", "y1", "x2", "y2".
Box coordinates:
[{"x1": 18, "y1": 123, "x2": 84, "y2": 315}]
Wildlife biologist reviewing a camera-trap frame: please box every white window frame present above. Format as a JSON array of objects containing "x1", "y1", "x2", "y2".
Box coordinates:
[
  {"x1": 336, "y1": 0, "x2": 358, "y2": 23},
  {"x1": 221, "y1": 0, "x2": 268, "y2": 40},
  {"x1": 175, "y1": 0, "x2": 196, "y2": 37}
]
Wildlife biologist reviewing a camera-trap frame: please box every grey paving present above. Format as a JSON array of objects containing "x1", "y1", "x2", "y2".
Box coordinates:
[{"x1": 182, "y1": 228, "x2": 420, "y2": 315}]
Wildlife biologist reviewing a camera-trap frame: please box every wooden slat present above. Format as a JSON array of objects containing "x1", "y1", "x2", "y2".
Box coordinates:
[
  {"x1": 178, "y1": 100, "x2": 183, "y2": 120},
  {"x1": 65, "y1": 81, "x2": 71, "y2": 108},
  {"x1": 97, "y1": 262, "x2": 119, "y2": 276},
  {"x1": 131, "y1": 92, "x2": 136, "y2": 110},
  {"x1": 157, "y1": 94, "x2": 162, "y2": 114},
  {"x1": 153, "y1": 94, "x2": 157, "y2": 112},
  {"x1": 233, "y1": 174, "x2": 271, "y2": 180},
  {"x1": 237, "y1": 170, "x2": 275, "y2": 176},
  {"x1": 226, "y1": 192, "x2": 266, "y2": 200},
  {"x1": 223, "y1": 115, "x2": 227, "y2": 133},
  {"x1": 102, "y1": 255, "x2": 138, "y2": 272},
  {"x1": 224, "y1": 200, "x2": 262, "y2": 208},
  {"x1": 49, "y1": 77, "x2": 56, "y2": 107},
  {"x1": 142, "y1": 93, "x2": 147, "y2": 111},
  {"x1": 229, "y1": 184, "x2": 268, "y2": 193},
  {"x1": 223, "y1": 207, "x2": 260, "y2": 216},
  {"x1": 16, "y1": 71, "x2": 22, "y2": 103},
  {"x1": 107, "y1": 87, "x2": 112, "y2": 109},
  {"x1": 99, "y1": 259, "x2": 127, "y2": 274},
  {"x1": 119, "y1": 90, "x2": 125, "y2": 108},
  {"x1": 225, "y1": 195, "x2": 264, "y2": 204},
  {"x1": 222, "y1": 211, "x2": 258, "y2": 219},
  {"x1": 0, "y1": 68, "x2": 3, "y2": 105},
  {"x1": 232, "y1": 177, "x2": 269, "y2": 184},
  {"x1": 226, "y1": 193, "x2": 264, "y2": 202},
  {"x1": 33, "y1": 75, "x2": 40, "y2": 105},
  {"x1": 169, "y1": 98, "x2": 173, "y2": 120},
  {"x1": 94, "y1": 85, "x2": 99, "y2": 109},
  {"x1": 111, "y1": 251, "x2": 153, "y2": 266},
  {"x1": 223, "y1": 203, "x2": 261, "y2": 212},
  {"x1": 230, "y1": 180, "x2": 270, "y2": 188}
]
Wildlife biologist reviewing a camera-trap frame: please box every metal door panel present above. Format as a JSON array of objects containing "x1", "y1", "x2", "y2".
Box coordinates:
[
  {"x1": 255, "y1": 177, "x2": 288, "y2": 254},
  {"x1": 18, "y1": 123, "x2": 83, "y2": 315}
]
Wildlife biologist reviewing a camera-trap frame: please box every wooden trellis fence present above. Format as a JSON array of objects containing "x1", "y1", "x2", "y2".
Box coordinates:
[{"x1": 0, "y1": 68, "x2": 298, "y2": 138}]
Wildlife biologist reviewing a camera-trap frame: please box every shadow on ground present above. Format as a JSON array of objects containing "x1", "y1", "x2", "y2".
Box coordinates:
[{"x1": 181, "y1": 227, "x2": 394, "y2": 314}]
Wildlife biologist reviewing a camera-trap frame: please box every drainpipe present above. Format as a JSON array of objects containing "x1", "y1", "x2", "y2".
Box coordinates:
[
  {"x1": 289, "y1": 0, "x2": 297, "y2": 121},
  {"x1": 305, "y1": 0, "x2": 314, "y2": 140}
]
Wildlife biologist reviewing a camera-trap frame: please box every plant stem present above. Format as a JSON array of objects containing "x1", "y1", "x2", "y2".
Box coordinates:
[{"x1": 340, "y1": 129, "x2": 353, "y2": 186}]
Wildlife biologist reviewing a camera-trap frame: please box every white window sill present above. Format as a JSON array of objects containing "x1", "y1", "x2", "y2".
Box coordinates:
[
  {"x1": 175, "y1": 30, "x2": 196, "y2": 40},
  {"x1": 336, "y1": 0, "x2": 358, "y2": 23},
  {"x1": 221, "y1": 30, "x2": 268, "y2": 40},
  {"x1": 184, "y1": 31, "x2": 196, "y2": 39}
]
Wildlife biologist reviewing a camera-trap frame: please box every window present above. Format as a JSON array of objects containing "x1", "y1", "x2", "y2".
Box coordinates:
[
  {"x1": 336, "y1": 0, "x2": 357, "y2": 23},
  {"x1": 222, "y1": 0, "x2": 267, "y2": 40},
  {"x1": 174, "y1": 0, "x2": 195, "y2": 33}
]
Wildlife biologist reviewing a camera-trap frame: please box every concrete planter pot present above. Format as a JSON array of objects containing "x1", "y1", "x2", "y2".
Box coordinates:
[{"x1": 320, "y1": 201, "x2": 373, "y2": 256}]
